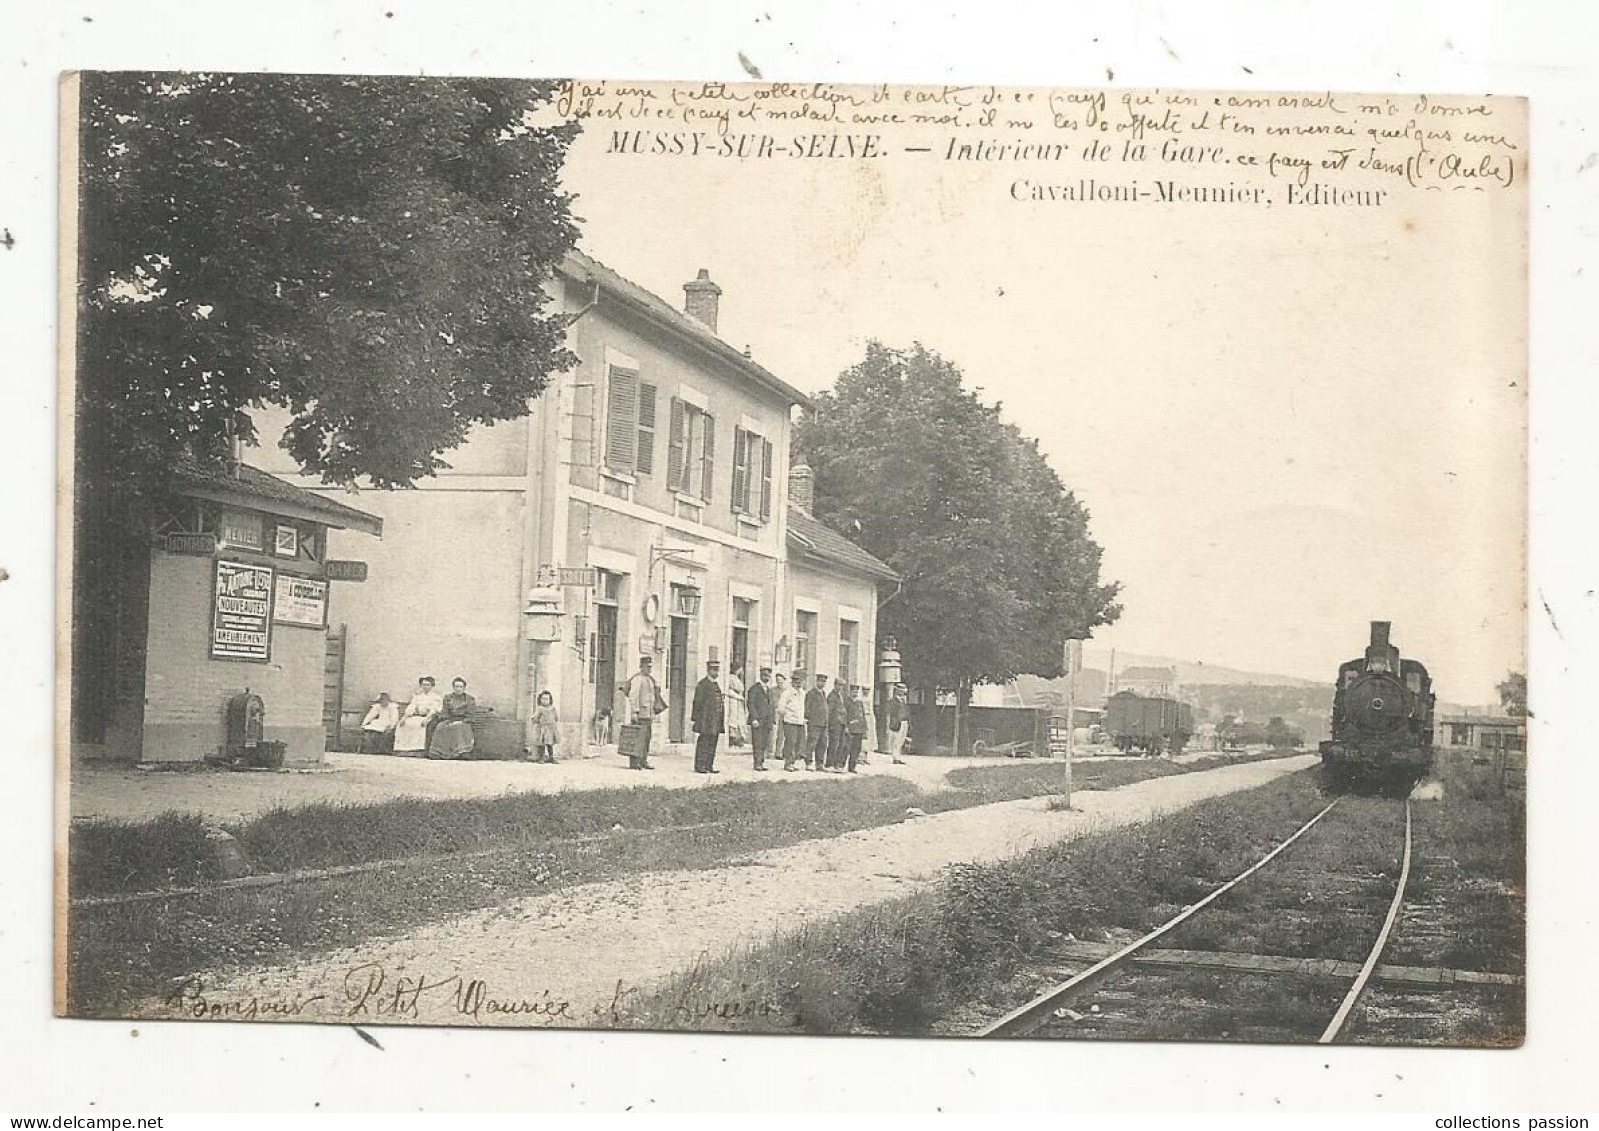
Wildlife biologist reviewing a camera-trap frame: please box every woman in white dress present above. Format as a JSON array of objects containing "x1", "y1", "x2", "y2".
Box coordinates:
[
  {"x1": 394, "y1": 676, "x2": 442, "y2": 755},
  {"x1": 726, "y1": 667, "x2": 748, "y2": 748}
]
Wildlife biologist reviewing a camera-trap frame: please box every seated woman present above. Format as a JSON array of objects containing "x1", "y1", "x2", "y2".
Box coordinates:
[
  {"x1": 427, "y1": 677, "x2": 478, "y2": 759},
  {"x1": 394, "y1": 676, "x2": 441, "y2": 756},
  {"x1": 359, "y1": 692, "x2": 400, "y2": 754}
]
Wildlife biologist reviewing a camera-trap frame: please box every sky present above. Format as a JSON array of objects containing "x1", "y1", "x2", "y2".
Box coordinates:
[{"x1": 550, "y1": 88, "x2": 1526, "y2": 704}]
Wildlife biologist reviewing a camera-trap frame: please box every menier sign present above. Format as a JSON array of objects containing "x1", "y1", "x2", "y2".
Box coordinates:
[
  {"x1": 211, "y1": 559, "x2": 274, "y2": 662},
  {"x1": 272, "y1": 574, "x2": 328, "y2": 628}
]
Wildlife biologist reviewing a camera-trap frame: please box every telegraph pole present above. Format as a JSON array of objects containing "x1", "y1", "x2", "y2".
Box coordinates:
[{"x1": 1063, "y1": 637, "x2": 1082, "y2": 810}]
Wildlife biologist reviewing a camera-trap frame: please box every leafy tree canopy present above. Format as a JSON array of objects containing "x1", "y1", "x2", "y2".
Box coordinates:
[
  {"x1": 794, "y1": 341, "x2": 1121, "y2": 693},
  {"x1": 1496, "y1": 670, "x2": 1527, "y2": 717},
  {"x1": 76, "y1": 71, "x2": 580, "y2": 495}
]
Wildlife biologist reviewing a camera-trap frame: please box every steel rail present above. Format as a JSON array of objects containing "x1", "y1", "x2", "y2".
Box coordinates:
[
  {"x1": 1318, "y1": 798, "x2": 1413, "y2": 1043},
  {"x1": 978, "y1": 798, "x2": 1342, "y2": 1038}
]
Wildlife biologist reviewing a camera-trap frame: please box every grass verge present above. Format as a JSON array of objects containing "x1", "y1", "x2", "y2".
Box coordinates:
[
  {"x1": 617, "y1": 768, "x2": 1333, "y2": 1034},
  {"x1": 66, "y1": 751, "x2": 1303, "y2": 1016}
]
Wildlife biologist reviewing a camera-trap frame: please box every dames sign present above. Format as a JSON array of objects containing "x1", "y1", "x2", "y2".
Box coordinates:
[{"x1": 212, "y1": 560, "x2": 274, "y2": 661}]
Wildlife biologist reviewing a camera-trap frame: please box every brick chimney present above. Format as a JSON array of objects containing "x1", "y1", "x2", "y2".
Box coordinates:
[
  {"x1": 789, "y1": 460, "x2": 814, "y2": 515},
  {"x1": 683, "y1": 268, "x2": 722, "y2": 333}
]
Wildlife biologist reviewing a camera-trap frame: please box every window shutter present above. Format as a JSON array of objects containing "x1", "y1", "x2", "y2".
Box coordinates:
[
  {"x1": 667, "y1": 398, "x2": 686, "y2": 491},
  {"x1": 605, "y1": 368, "x2": 639, "y2": 472},
  {"x1": 637, "y1": 383, "x2": 657, "y2": 475},
  {"x1": 760, "y1": 438, "x2": 773, "y2": 521},
  {"x1": 731, "y1": 428, "x2": 748, "y2": 514},
  {"x1": 701, "y1": 413, "x2": 716, "y2": 501}
]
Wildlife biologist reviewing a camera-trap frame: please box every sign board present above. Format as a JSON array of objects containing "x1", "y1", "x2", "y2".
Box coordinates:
[
  {"x1": 1064, "y1": 639, "x2": 1083, "y2": 676},
  {"x1": 325, "y1": 559, "x2": 368, "y2": 582},
  {"x1": 273, "y1": 524, "x2": 299, "y2": 559},
  {"x1": 559, "y1": 566, "x2": 599, "y2": 588},
  {"x1": 273, "y1": 574, "x2": 328, "y2": 628},
  {"x1": 220, "y1": 512, "x2": 264, "y2": 552},
  {"x1": 211, "y1": 560, "x2": 274, "y2": 662},
  {"x1": 165, "y1": 532, "x2": 218, "y2": 555}
]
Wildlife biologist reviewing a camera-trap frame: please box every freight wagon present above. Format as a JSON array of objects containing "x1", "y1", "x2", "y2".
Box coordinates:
[{"x1": 1104, "y1": 690, "x2": 1194, "y2": 755}]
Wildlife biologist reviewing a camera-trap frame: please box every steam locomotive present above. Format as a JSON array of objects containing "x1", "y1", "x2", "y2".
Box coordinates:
[{"x1": 1320, "y1": 621, "x2": 1435, "y2": 793}]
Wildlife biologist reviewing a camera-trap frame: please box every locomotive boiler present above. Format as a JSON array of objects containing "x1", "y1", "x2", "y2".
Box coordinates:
[{"x1": 1320, "y1": 621, "x2": 1435, "y2": 792}]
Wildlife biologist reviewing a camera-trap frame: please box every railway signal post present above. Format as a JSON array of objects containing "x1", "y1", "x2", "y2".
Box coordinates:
[{"x1": 1062, "y1": 637, "x2": 1083, "y2": 810}]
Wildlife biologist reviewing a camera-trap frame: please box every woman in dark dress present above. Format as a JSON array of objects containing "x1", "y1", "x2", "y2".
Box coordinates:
[{"x1": 427, "y1": 677, "x2": 477, "y2": 759}]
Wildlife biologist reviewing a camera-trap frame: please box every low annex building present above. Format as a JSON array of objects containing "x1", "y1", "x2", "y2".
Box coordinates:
[
  {"x1": 253, "y1": 250, "x2": 898, "y2": 756},
  {"x1": 71, "y1": 460, "x2": 382, "y2": 765}
]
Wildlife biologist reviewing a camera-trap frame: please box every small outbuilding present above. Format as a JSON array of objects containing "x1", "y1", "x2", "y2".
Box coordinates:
[{"x1": 71, "y1": 459, "x2": 381, "y2": 766}]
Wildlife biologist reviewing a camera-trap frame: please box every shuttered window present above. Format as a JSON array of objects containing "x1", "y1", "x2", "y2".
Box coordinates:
[
  {"x1": 667, "y1": 397, "x2": 687, "y2": 491},
  {"x1": 760, "y1": 437, "x2": 774, "y2": 521},
  {"x1": 605, "y1": 367, "x2": 640, "y2": 473},
  {"x1": 731, "y1": 427, "x2": 750, "y2": 514},
  {"x1": 637, "y1": 383, "x2": 658, "y2": 475},
  {"x1": 700, "y1": 412, "x2": 716, "y2": 501}
]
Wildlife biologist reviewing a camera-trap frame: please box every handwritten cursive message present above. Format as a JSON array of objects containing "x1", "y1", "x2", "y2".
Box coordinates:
[{"x1": 545, "y1": 82, "x2": 1522, "y2": 209}]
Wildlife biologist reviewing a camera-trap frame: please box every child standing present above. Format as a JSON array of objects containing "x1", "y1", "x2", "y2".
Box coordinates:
[{"x1": 528, "y1": 690, "x2": 560, "y2": 763}]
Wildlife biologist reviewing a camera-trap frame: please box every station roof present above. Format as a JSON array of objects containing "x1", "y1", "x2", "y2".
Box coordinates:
[
  {"x1": 172, "y1": 459, "x2": 384, "y2": 537},
  {"x1": 787, "y1": 510, "x2": 899, "y2": 582},
  {"x1": 561, "y1": 249, "x2": 814, "y2": 410}
]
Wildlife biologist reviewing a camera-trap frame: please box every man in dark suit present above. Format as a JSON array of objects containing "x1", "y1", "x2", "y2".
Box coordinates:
[
  {"x1": 691, "y1": 657, "x2": 725, "y2": 774},
  {"x1": 804, "y1": 674, "x2": 831, "y2": 771},
  {"x1": 844, "y1": 684, "x2": 868, "y2": 773},
  {"x1": 825, "y1": 677, "x2": 849, "y2": 771},
  {"x1": 746, "y1": 666, "x2": 776, "y2": 771}
]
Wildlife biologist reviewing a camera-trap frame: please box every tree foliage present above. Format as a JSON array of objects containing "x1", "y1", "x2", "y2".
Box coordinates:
[
  {"x1": 75, "y1": 71, "x2": 581, "y2": 495},
  {"x1": 1496, "y1": 670, "x2": 1527, "y2": 717},
  {"x1": 794, "y1": 342, "x2": 1121, "y2": 695}
]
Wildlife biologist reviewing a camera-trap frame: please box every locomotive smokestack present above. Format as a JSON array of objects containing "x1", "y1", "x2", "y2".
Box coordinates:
[{"x1": 1370, "y1": 621, "x2": 1391, "y2": 649}]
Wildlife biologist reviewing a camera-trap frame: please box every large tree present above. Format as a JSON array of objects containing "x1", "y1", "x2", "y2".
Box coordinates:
[
  {"x1": 795, "y1": 342, "x2": 1121, "y2": 752},
  {"x1": 71, "y1": 72, "x2": 580, "y2": 742},
  {"x1": 76, "y1": 71, "x2": 580, "y2": 494}
]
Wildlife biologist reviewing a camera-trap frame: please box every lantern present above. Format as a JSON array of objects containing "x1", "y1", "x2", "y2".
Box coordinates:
[{"x1": 878, "y1": 636, "x2": 902, "y2": 687}]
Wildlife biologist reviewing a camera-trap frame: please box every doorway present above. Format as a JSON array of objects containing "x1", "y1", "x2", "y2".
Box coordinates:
[
  {"x1": 668, "y1": 614, "x2": 689, "y2": 741},
  {"x1": 730, "y1": 597, "x2": 753, "y2": 684},
  {"x1": 593, "y1": 604, "x2": 619, "y2": 739}
]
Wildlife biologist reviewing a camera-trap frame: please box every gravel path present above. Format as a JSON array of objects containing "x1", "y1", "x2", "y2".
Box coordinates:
[
  {"x1": 154, "y1": 754, "x2": 1318, "y2": 1028},
  {"x1": 74, "y1": 746, "x2": 1146, "y2": 823}
]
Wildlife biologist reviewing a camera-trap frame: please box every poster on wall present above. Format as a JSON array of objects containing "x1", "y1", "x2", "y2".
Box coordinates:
[
  {"x1": 211, "y1": 559, "x2": 274, "y2": 662},
  {"x1": 272, "y1": 574, "x2": 328, "y2": 628}
]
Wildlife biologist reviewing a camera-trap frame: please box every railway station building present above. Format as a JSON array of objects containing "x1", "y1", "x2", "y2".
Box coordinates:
[{"x1": 250, "y1": 250, "x2": 897, "y2": 758}]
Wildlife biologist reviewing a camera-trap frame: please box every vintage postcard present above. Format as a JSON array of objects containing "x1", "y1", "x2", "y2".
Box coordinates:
[{"x1": 59, "y1": 72, "x2": 1526, "y2": 1045}]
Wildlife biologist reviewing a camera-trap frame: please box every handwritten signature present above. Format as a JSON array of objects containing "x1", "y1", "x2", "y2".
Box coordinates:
[{"x1": 163, "y1": 965, "x2": 795, "y2": 1028}]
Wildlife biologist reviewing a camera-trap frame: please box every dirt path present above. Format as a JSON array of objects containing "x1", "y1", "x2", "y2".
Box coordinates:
[
  {"x1": 73, "y1": 746, "x2": 1141, "y2": 823},
  {"x1": 155, "y1": 754, "x2": 1318, "y2": 1028}
]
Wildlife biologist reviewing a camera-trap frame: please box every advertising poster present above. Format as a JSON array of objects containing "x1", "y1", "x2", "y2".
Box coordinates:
[{"x1": 211, "y1": 559, "x2": 274, "y2": 661}]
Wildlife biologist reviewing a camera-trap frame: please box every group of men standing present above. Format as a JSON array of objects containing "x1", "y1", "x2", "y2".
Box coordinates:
[
  {"x1": 617, "y1": 654, "x2": 912, "y2": 775},
  {"x1": 614, "y1": 659, "x2": 914, "y2": 774}
]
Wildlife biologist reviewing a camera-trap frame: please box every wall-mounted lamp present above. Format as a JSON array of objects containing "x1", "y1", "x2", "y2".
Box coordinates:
[{"x1": 649, "y1": 543, "x2": 705, "y2": 618}]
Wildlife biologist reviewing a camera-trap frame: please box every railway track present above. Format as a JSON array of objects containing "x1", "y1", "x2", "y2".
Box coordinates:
[{"x1": 977, "y1": 796, "x2": 1416, "y2": 1042}]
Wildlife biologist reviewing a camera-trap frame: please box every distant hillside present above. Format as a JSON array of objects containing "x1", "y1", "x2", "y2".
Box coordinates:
[{"x1": 1085, "y1": 650, "x2": 1324, "y2": 689}]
